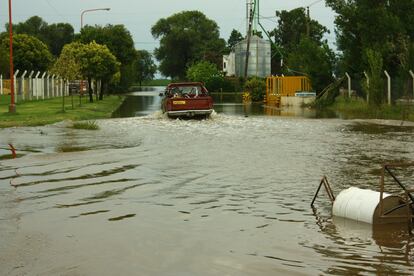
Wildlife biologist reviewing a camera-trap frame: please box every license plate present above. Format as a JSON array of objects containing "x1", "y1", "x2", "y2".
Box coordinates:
[{"x1": 173, "y1": 101, "x2": 186, "y2": 105}]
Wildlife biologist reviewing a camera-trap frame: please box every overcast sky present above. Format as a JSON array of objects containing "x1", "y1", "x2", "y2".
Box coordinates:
[{"x1": 0, "y1": 0, "x2": 337, "y2": 52}]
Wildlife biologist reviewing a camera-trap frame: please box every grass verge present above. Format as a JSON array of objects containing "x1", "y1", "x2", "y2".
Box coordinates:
[
  {"x1": 329, "y1": 97, "x2": 414, "y2": 121},
  {"x1": 0, "y1": 95, "x2": 124, "y2": 128}
]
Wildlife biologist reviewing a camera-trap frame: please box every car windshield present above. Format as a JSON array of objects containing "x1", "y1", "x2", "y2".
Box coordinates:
[{"x1": 168, "y1": 86, "x2": 202, "y2": 97}]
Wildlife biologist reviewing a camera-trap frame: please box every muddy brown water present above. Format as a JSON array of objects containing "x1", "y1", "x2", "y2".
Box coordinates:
[{"x1": 1, "y1": 89, "x2": 414, "y2": 275}]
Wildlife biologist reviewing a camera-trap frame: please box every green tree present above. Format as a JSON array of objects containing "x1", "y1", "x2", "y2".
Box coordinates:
[
  {"x1": 0, "y1": 46, "x2": 9, "y2": 76},
  {"x1": 135, "y1": 50, "x2": 157, "y2": 86},
  {"x1": 0, "y1": 34, "x2": 53, "y2": 72},
  {"x1": 7, "y1": 16, "x2": 74, "y2": 56},
  {"x1": 227, "y1": 29, "x2": 243, "y2": 52},
  {"x1": 286, "y1": 38, "x2": 335, "y2": 93},
  {"x1": 244, "y1": 77, "x2": 266, "y2": 102},
  {"x1": 272, "y1": 8, "x2": 329, "y2": 52},
  {"x1": 79, "y1": 24, "x2": 137, "y2": 90},
  {"x1": 186, "y1": 61, "x2": 224, "y2": 91},
  {"x1": 50, "y1": 43, "x2": 82, "y2": 111},
  {"x1": 51, "y1": 43, "x2": 83, "y2": 83},
  {"x1": 42, "y1": 23, "x2": 75, "y2": 56},
  {"x1": 78, "y1": 42, "x2": 120, "y2": 102},
  {"x1": 151, "y1": 11, "x2": 226, "y2": 79},
  {"x1": 326, "y1": 0, "x2": 414, "y2": 76},
  {"x1": 364, "y1": 49, "x2": 384, "y2": 106}
]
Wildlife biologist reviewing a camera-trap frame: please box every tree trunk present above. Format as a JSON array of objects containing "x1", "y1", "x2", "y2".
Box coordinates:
[
  {"x1": 62, "y1": 80, "x2": 66, "y2": 112},
  {"x1": 88, "y1": 77, "x2": 93, "y2": 103},
  {"x1": 99, "y1": 80, "x2": 105, "y2": 100}
]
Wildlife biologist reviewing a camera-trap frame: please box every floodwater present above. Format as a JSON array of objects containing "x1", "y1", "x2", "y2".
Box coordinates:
[{"x1": 1, "y1": 88, "x2": 414, "y2": 275}]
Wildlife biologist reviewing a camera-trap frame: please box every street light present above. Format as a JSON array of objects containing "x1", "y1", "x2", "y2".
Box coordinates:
[
  {"x1": 81, "y1": 8, "x2": 111, "y2": 29},
  {"x1": 80, "y1": 8, "x2": 110, "y2": 100},
  {"x1": 8, "y1": 0, "x2": 15, "y2": 113}
]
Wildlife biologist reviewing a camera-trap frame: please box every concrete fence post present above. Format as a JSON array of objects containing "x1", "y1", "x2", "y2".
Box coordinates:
[
  {"x1": 363, "y1": 71, "x2": 369, "y2": 103},
  {"x1": 384, "y1": 70, "x2": 391, "y2": 105},
  {"x1": 345, "y1": 72, "x2": 351, "y2": 97},
  {"x1": 21, "y1": 70, "x2": 28, "y2": 101},
  {"x1": 0, "y1": 74, "x2": 3, "y2": 95},
  {"x1": 41, "y1": 72, "x2": 46, "y2": 100},
  {"x1": 28, "y1": 71, "x2": 34, "y2": 100},
  {"x1": 35, "y1": 71, "x2": 40, "y2": 100},
  {"x1": 14, "y1": 69, "x2": 20, "y2": 103},
  {"x1": 46, "y1": 74, "x2": 50, "y2": 99},
  {"x1": 409, "y1": 70, "x2": 414, "y2": 99},
  {"x1": 51, "y1": 74, "x2": 56, "y2": 97}
]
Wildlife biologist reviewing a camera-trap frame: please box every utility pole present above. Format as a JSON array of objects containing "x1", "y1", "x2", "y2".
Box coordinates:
[
  {"x1": 306, "y1": 6, "x2": 310, "y2": 37},
  {"x1": 8, "y1": 0, "x2": 16, "y2": 113},
  {"x1": 244, "y1": 1, "x2": 255, "y2": 79}
]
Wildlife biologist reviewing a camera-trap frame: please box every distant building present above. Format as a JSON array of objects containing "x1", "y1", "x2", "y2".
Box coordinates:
[
  {"x1": 223, "y1": 52, "x2": 236, "y2": 77},
  {"x1": 223, "y1": 35, "x2": 271, "y2": 78}
]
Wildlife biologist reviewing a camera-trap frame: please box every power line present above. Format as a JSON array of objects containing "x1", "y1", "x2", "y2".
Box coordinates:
[{"x1": 44, "y1": 0, "x2": 68, "y2": 21}]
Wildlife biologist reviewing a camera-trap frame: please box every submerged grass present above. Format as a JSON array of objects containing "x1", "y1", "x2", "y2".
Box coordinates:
[
  {"x1": 0, "y1": 95, "x2": 124, "y2": 128},
  {"x1": 328, "y1": 97, "x2": 414, "y2": 122},
  {"x1": 72, "y1": 121, "x2": 99, "y2": 130}
]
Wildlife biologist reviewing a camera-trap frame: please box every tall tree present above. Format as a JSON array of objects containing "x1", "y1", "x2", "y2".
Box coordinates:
[
  {"x1": 151, "y1": 11, "x2": 226, "y2": 79},
  {"x1": 287, "y1": 37, "x2": 335, "y2": 92},
  {"x1": 0, "y1": 34, "x2": 53, "y2": 72},
  {"x1": 272, "y1": 8, "x2": 329, "y2": 52},
  {"x1": 79, "y1": 24, "x2": 138, "y2": 90},
  {"x1": 79, "y1": 42, "x2": 120, "y2": 101},
  {"x1": 42, "y1": 23, "x2": 75, "y2": 56},
  {"x1": 270, "y1": 8, "x2": 334, "y2": 92},
  {"x1": 227, "y1": 29, "x2": 244, "y2": 52},
  {"x1": 135, "y1": 50, "x2": 157, "y2": 86},
  {"x1": 6, "y1": 16, "x2": 74, "y2": 56},
  {"x1": 326, "y1": 0, "x2": 414, "y2": 75}
]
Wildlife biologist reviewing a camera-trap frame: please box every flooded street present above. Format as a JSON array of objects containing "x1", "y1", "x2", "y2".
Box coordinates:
[{"x1": 1, "y1": 89, "x2": 414, "y2": 275}]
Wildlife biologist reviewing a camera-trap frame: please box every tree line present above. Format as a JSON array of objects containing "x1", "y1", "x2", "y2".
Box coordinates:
[
  {"x1": 151, "y1": 3, "x2": 414, "y2": 105},
  {"x1": 1, "y1": 2, "x2": 414, "y2": 105},
  {"x1": 0, "y1": 16, "x2": 156, "y2": 102}
]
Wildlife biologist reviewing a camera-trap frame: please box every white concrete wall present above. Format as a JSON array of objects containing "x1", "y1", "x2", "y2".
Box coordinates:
[{"x1": 281, "y1": 96, "x2": 316, "y2": 107}]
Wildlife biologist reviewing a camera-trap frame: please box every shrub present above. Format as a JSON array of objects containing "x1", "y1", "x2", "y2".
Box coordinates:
[{"x1": 244, "y1": 77, "x2": 266, "y2": 102}]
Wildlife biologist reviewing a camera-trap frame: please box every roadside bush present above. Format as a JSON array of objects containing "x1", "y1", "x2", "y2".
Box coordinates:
[
  {"x1": 186, "y1": 61, "x2": 225, "y2": 92},
  {"x1": 244, "y1": 77, "x2": 266, "y2": 102}
]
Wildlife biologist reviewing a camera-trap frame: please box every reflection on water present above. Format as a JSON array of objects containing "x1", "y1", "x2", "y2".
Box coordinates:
[
  {"x1": 0, "y1": 87, "x2": 414, "y2": 275},
  {"x1": 115, "y1": 88, "x2": 331, "y2": 119}
]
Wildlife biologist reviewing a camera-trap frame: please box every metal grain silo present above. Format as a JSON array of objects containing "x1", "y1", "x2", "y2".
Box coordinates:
[{"x1": 234, "y1": 35, "x2": 271, "y2": 78}]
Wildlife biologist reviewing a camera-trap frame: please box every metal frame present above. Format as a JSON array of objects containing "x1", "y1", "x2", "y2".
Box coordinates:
[
  {"x1": 378, "y1": 163, "x2": 414, "y2": 226},
  {"x1": 311, "y1": 176, "x2": 335, "y2": 207}
]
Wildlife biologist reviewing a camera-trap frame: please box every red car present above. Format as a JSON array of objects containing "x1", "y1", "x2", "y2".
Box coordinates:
[{"x1": 160, "y1": 82, "x2": 214, "y2": 118}]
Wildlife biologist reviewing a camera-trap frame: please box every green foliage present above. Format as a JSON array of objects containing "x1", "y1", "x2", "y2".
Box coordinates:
[
  {"x1": 0, "y1": 46, "x2": 9, "y2": 76},
  {"x1": 326, "y1": 0, "x2": 414, "y2": 77},
  {"x1": 364, "y1": 49, "x2": 384, "y2": 106},
  {"x1": 52, "y1": 41, "x2": 120, "y2": 102},
  {"x1": 186, "y1": 61, "x2": 224, "y2": 92},
  {"x1": 244, "y1": 77, "x2": 266, "y2": 102},
  {"x1": 269, "y1": 7, "x2": 335, "y2": 90},
  {"x1": 79, "y1": 24, "x2": 138, "y2": 90},
  {"x1": 286, "y1": 37, "x2": 335, "y2": 93},
  {"x1": 151, "y1": 10, "x2": 226, "y2": 79},
  {"x1": 272, "y1": 8, "x2": 329, "y2": 52},
  {"x1": 79, "y1": 25, "x2": 136, "y2": 65},
  {"x1": 51, "y1": 42, "x2": 82, "y2": 81},
  {"x1": 8, "y1": 16, "x2": 74, "y2": 56},
  {"x1": 135, "y1": 50, "x2": 157, "y2": 86},
  {"x1": 227, "y1": 29, "x2": 243, "y2": 52},
  {"x1": 0, "y1": 34, "x2": 53, "y2": 72}
]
